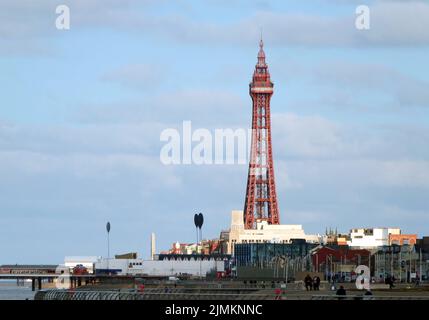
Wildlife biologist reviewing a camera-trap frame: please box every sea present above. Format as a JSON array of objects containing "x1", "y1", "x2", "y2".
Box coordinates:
[{"x1": 0, "y1": 281, "x2": 36, "y2": 300}]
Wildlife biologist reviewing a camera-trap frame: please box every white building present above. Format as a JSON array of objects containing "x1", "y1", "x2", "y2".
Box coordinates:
[
  {"x1": 94, "y1": 258, "x2": 224, "y2": 277},
  {"x1": 347, "y1": 228, "x2": 401, "y2": 248},
  {"x1": 227, "y1": 210, "x2": 323, "y2": 254},
  {"x1": 64, "y1": 256, "x2": 101, "y2": 273}
]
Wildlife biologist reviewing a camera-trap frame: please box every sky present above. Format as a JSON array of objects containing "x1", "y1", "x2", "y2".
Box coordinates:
[{"x1": 0, "y1": 0, "x2": 428, "y2": 264}]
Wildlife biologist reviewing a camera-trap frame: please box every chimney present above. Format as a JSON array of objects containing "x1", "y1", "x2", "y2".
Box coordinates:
[{"x1": 151, "y1": 233, "x2": 156, "y2": 260}]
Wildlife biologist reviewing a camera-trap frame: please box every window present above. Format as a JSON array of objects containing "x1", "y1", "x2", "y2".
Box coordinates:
[{"x1": 364, "y1": 229, "x2": 374, "y2": 236}]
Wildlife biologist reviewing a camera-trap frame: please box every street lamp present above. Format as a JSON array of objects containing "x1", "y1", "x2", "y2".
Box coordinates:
[
  {"x1": 193, "y1": 213, "x2": 204, "y2": 279},
  {"x1": 194, "y1": 214, "x2": 199, "y2": 249},
  {"x1": 198, "y1": 212, "x2": 204, "y2": 249},
  {"x1": 193, "y1": 213, "x2": 204, "y2": 253},
  {"x1": 106, "y1": 222, "x2": 111, "y2": 273}
]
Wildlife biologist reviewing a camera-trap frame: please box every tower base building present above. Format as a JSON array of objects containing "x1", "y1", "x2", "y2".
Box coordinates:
[{"x1": 226, "y1": 210, "x2": 323, "y2": 254}]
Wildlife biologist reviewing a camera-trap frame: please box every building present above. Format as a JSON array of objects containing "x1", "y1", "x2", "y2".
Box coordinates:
[
  {"x1": 234, "y1": 241, "x2": 318, "y2": 267},
  {"x1": 226, "y1": 210, "x2": 322, "y2": 254},
  {"x1": 164, "y1": 238, "x2": 223, "y2": 255},
  {"x1": 416, "y1": 236, "x2": 429, "y2": 253},
  {"x1": 233, "y1": 241, "x2": 318, "y2": 280},
  {"x1": 216, "y1": 230, "x2": 230, "y2": 254},
  {"x1": 311, "y1": 246, "x2": 371, "y2": 281},
  {"x1": 325, "y1": 228, "x2": 350, "y2": 246},
  {"x1": 330, "y1": 235, "x2": 349, "y2": 246},
  {"x1": 158, "y1": 254, "x2": 231, "y2": 262},
  {"x1": 64, "y1": 256, "x2": 101, "y2": 274},
  {"x1": 94, "y1": 258, "x2": 224, "y2": 277},
  {"x1": 165, "y1": 242, "x2": 199, "y2": 255},
  {"x1": 389, "y1": 234, "x2": 417, "y2": 246},
  {"x1": 347, "y1": 228, "x2": 401, "y2": 248},
  {"x1": 115, "y1": 252, "x2": 137, "y2": 259},
  {"x1": 373, "y1": 245, "x2": 428, "y2": 282},
  {"x1": 231, "y1": 239, "x2": 318, "y2": 282}
]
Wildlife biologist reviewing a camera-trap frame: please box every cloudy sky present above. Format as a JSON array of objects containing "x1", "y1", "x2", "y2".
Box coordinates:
[{"x1": 0, "y1": 0, "x2": 428, "y2": 264}]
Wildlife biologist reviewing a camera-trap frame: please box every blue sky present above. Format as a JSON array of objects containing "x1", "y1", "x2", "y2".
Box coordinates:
[{"x1": 0, "y1": 0, "x2": 428, "y2": 264}]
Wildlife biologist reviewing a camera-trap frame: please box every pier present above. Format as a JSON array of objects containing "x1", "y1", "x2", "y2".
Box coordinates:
[{"x1": 0, "y1": 264, "x2": 174, "y2": 291}]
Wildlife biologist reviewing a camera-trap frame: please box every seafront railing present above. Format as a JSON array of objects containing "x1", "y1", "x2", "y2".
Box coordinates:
[
  {"x1": 35, "y1": 289, "x2": 429, "y2": 301},
  {"x1": 36, "y1": 289, "x2": 275, "y2": 300}
]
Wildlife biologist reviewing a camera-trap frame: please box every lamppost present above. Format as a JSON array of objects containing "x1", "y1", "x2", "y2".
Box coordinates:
[
  {"x1": 194, "y1": 214, "x2": 200, "y2": 248},
  {"x1": 106, "y1": 222, "x2": 111, "y2": 274},
  {"x1": 193, "y1": 213, "x2": 204, "y2": 279},
  {"x1": 198, "y1": 213, "x2": 204, "y2": 250}
]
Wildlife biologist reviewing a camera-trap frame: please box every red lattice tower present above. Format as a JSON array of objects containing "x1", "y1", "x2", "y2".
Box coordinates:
[{"x1": 243, "y1": 39, "x2": 280, "y2": 229}]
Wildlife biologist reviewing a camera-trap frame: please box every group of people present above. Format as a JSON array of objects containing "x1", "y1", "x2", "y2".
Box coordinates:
[
  {"x1": 304, "y1": 274, "x2": 321, "y2": 291},
  {"x1": 336, "y1": 285, "x2": 373, "y2": 300}
]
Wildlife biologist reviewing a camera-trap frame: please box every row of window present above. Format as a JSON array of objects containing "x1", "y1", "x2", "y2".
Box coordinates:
[{"x1": 240, "y1": 239, "x2": 290, "y2": 244}]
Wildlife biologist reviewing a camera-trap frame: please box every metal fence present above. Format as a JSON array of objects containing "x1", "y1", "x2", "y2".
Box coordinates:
[
  {"x1": 311, "y1": 295, "x2": 429, "y2": 300},
  {"x1": 36, "y1": 289, "x2": 275, "y2": 300},
  {"x1": 36, "y1": 289, "x2": 429, "y2": 301}
]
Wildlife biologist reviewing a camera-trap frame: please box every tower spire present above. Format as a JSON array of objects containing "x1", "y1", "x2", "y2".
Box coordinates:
[{"x1": 257, "y1": 34, "x2": 266, "y2": 67}]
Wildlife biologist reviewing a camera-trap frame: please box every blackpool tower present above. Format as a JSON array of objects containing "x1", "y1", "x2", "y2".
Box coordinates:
[{"x1": 243, "y1": 39, "x2": 280, "y2": 229}]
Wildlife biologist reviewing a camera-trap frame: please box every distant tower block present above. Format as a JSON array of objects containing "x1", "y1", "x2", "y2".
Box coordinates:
[{"x1": 243, "y1": 39, "x2": 280, "y2": 229}]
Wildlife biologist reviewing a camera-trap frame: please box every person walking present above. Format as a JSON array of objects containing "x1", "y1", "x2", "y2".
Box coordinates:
[
  {"x1": 386, "y1": 276, "x2": 395, "y2": 289},
  {"x1": 313, "y1": 276, "x2": 321, "y2": 291},
  {"x1": 304, "y1": 274, "x2": 313, "y2": 291}
]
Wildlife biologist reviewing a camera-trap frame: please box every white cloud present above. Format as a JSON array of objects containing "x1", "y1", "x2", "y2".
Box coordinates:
[
  {"x1": 0, "y1": 122, "x2": 164, "y2": 154},
  {"x1": 372, "y1": 160, "x2": 429, "y2": 188},
  {"x1": 120, "y1": 1, "x2": 429, "y2": 47},
  {"x1": 273, "y1": 113, "x2": 343, "y2": 158},
  {"x1": 0, "y1": 150, "x2": 182, "y2": 188},
  {"x1": 310, "y1": 62, "x2": 429, "y2": 108},
  {"x1": 1, "y1": 0, "x2": 429, "y2": 56},
  {"x1": 74, "y1": 90, "x2": 246, "y2": 125},
  {"x1": 101, "y1": 64, "x2": 166, "y2": 90}
]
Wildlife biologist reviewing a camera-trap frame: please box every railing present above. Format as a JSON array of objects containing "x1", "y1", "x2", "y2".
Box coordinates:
[
  {"x1": 36, "y1": 289, "x2": 429, "y2": 301},
  {"x1": 36, "y1": 290, "x2": 275, "y2": 300},
  {"x1": 311, "y1": 295, "x2": 429, "y2": 300}
]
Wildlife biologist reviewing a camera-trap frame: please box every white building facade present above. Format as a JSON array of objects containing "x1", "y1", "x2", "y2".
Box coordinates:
[
  {"x1": 63, "y1": 256, "x2": 224, "y2": 277},
  {"x1": 64, "y1": 256, "x2": 101, "y2": 273},
  {"x1": 347, "y1": 228, "x2": 401, "y2": 248},
  {"x1": 227, "y1": 210, "x2": 323, "y2": 254}
]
